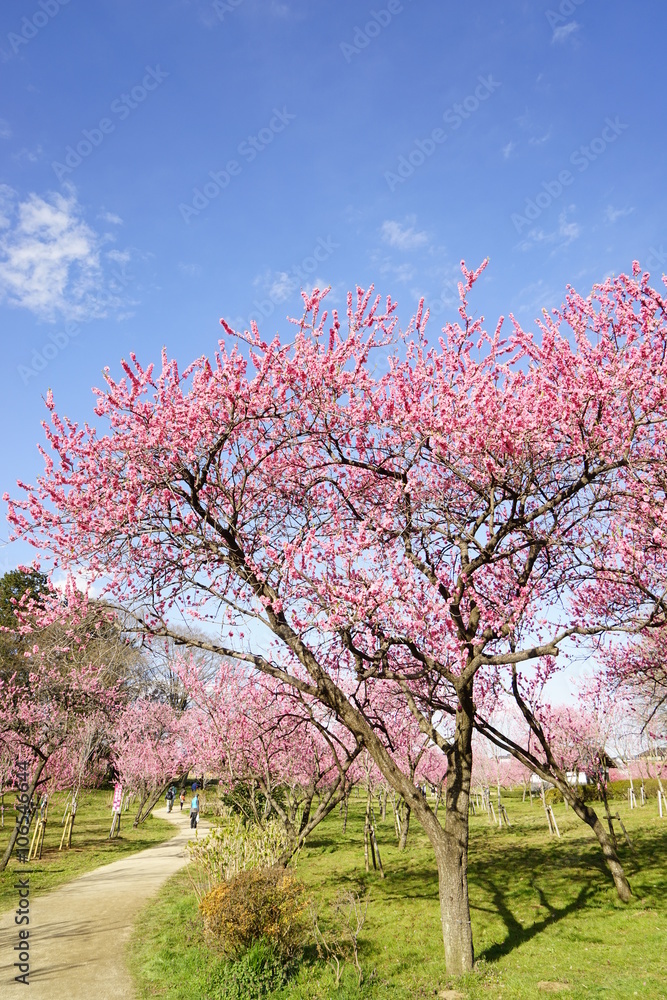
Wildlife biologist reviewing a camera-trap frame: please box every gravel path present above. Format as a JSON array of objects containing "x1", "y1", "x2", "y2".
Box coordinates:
[{"x1": 0, "y1": 804, "x2": 206, "y2": 999}]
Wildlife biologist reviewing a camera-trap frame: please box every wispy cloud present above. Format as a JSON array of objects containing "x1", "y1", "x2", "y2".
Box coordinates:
[
  {"x1": 0, "y1": 119, "x2": 11, "y2": 140},
  {"x1": 516, "y1": 110, "x2": 552, "y2": 148},
  {"x1": 502, "y1": 141, "x2": 515, "y2": 160},
  {"x1": 529, "y1": 128, "x2": 552, "y2": 147},
  {"x1": 267, "y1": 271, "x2": 293, "y2": 301},
  {"x1": 0, "y1": 186, "x2": 131, "y2": 321},
  {"x1": 552, "y1": 21, "x2": 579, "y2": 44},
  {"x1": 106, "y1": 248, "x2": 131, "y2": 265},
  {"x1": 516, "y1": 208, "x2": 580, "y2": 252},
  {"x1": 381, "y1": 217, "x2": 429, "y2": 251},
  {"x1": 604, "y1": 204, "x2": 634, "y2": 224},
  {"x1": 558, "y1": 210, "x2": 580, "y2": 245},
  {"x1": 178, "y1": 261, "x2": 201, "y2": 277},
  {"x1": 99, "y1": 210, "x2": 123, "y2": 225},
  {"x1": 13, "y1": 145, "x2": 44, "y2": 165}
]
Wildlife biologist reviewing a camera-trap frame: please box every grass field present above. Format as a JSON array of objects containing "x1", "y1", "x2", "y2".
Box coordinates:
[
  {"x1": 128, "y1": 791, "x2": 667, "y2": 1000},
  {"x1": 0, "y1": 787, "x2": 174, "y2": 914}
]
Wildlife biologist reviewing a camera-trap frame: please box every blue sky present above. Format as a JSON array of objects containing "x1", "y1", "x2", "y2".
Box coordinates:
[{"x1": 1, "y1": 0, "x2": 666, "y2": 576}]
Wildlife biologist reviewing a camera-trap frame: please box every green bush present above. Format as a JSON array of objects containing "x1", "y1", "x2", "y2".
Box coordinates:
[
  {"x1": 205, "y1": 938, "x2": 293, "y2": 1000},
  {"x1": 199, "y1": 865, "x2": 309, "y2": 960},
  {"x1": 605, "y1": 778, "x2": 661, "y2": 801},
  {"x1": 544, "y1": 778, "x2": 662, "y2": 805},
  {"x1": 187, "y1": 813, "x2": 289, "y2": 899}
]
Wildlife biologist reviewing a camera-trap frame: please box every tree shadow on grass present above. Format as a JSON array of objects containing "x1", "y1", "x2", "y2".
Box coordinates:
[{"x1": 476, "y1": 878, "x2": 591, "y2": 963}]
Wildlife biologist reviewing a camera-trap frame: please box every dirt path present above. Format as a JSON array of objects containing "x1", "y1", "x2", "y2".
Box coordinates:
[{"x1": 0, "y1": 805, "x2": 207, "y2": 998}]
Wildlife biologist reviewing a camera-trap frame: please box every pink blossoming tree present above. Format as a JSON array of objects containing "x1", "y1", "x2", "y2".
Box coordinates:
[{"x1": 8, "y1": 262, "x2": 667, "y2": 972}]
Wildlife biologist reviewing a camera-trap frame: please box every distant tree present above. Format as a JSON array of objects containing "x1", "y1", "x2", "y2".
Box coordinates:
[
  {"x1": 0, "y1": 567, "x2": 48, "y2": 683},
  {"x1": 0, "y1": 582, "x2": 120, "y2": 870}
]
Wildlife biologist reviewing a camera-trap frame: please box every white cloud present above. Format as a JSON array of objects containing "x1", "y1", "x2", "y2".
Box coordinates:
[
  {"x1": 516, "y1": 111, "x2": 552, "y2": 147},
  {"x1": 99, "y1": 210, "x2": 123, "y2": 225},
  {"x1": 502, "y1": 141, "x2": 515, "y2": 160},
  {"x1": 380, "y1": 217, "x2": 429, "y2": 251},
  {"x1": 14, "y1": 145, "x2": 44, "y2": 164},
  {"x1": 529, "y1": 128, "x2": 552, "y2": 147},
  {"x1": 178, "y1": 261, "x2": 201, "y2": 276},
  {"x1": 558, "y1": 210, "x2": 580, "y2": 245},
  {"x1": 107, "y1": 248, "x2": 131, "y2": 265},
  {"x1": 268, "y1": 271, "x2": 294, "y2": 301},
  {"x1": 604, "y1": 205, "x2": 634, "y2": 224},
  {"x1": 0, "y1": 184, "x2": 14, "y2": 230},
  {"x1": 0, "y1": 186, "x2": 130, "y2": 321},
  {"x1": 0, "y1": 119, "x2": 11, "y2": 139},
  {"x1": 552, "y1": 21, "x2": 579, "y2": 44},
  {"x1": 515, "y1": 208, "x2": 580, "y2": 253},
  {"x1": 390, "y1": 262, "x2": 415, "y2": 283},
  {"x1": 250, "y1": 268, "x2": 297, "y2": 303}
]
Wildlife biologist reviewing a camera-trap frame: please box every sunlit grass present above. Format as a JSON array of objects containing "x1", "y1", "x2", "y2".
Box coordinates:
[
  {"x1": 128, "y1": 791, "x2": 667, "y2": 999},
  {"x1": 0, "y1": 787, "x2": 174, "y2": 913}
]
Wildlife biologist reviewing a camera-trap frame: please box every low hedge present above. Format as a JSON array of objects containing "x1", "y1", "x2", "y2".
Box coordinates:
[{"x1": 545, "y1": 778, "x2": 662, "y2": 805}]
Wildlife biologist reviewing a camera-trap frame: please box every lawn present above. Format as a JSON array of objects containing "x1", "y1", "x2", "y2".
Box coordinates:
[
  {"x1": 127, "y1": 791, "x2": 667, "y2": 1000},
  {"x1": 0, "y1": 787, "x2": 174, "y2": 914}
]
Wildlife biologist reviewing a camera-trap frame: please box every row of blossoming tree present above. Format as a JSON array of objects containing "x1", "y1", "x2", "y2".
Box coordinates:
[{"x1": 3, "y1": 260, "x2": 667, "y2": 973}]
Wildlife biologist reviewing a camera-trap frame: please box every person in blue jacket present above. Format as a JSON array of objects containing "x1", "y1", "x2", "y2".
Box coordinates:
[{"x1": 189, "y1": 792, "x2": 199, "y2": 829}]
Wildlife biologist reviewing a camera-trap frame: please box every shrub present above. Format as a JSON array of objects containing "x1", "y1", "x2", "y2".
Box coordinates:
[
  {"x1": 311, "y1": 889, "x2": 371, "y2": 987},
  {"x1": 187, "y1": 812, "x2": 289, "y2": 900},
  {"x1": 205, "y1": 938, "x2": 293, "y2": 1000},
  {"x1": 200, "y1": 866, "x2": 309, "y2": 959},
  {"x1": 604, "y1": 778, "x2": 661, "y2": 800},
  {"x1": 544, "y1": 778, "x2": 662, "y2": 806}
]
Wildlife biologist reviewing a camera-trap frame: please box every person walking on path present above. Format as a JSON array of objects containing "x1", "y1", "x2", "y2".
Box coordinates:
[
  {"x1": 179, "y1": 790, "x2": 185, "y2": 811},
  {"x1": 189, "y1": 792, "x2": 199, "y2": 829}
]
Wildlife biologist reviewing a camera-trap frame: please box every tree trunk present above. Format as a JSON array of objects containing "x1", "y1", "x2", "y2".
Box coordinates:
[
  {"x1": 407, "y1": 693, "x2": 475, "y2": 975},
  {"x1": 0, "y1": 757, "x2": 46, "y2": 872},
  {"x1": 433, "y1": 694, "x2": 475, "y2": 975},
  {"x1": 133, "y1": 784, "x2": 167, "y2": 827},
  {"x1": 398, "y1": 802, "x2": 411, "y2": 850},
  {"x1": 331, "y1": 671, "x2": 476, "y2": 974},
  {"x1": 563, "y1": 791, "x2": 631, "y2": 902}
]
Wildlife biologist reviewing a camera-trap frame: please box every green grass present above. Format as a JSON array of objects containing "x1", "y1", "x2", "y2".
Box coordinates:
[
  {"x1": 0, "y1": 787, "x2": 174, "y2": 913},
  {"x1": 128, "y1": 792, "x2": 667, "y2": 1000}
]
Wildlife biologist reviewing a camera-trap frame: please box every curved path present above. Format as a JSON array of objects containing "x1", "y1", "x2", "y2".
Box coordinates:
[{"x1": 0, "y1": 805, "x2": 207, "y2": 999}]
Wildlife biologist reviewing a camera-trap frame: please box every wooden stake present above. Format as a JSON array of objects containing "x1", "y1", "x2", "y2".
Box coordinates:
[
  {"x1": 547, "y1": 805, "x2": 560, "y2": 837},
  {"x1": 59, "y1": 808, "x2": 71, "y2": 851},
  {"x1": 612, "y1": 812, "x2": 634, "y2": 851}
]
